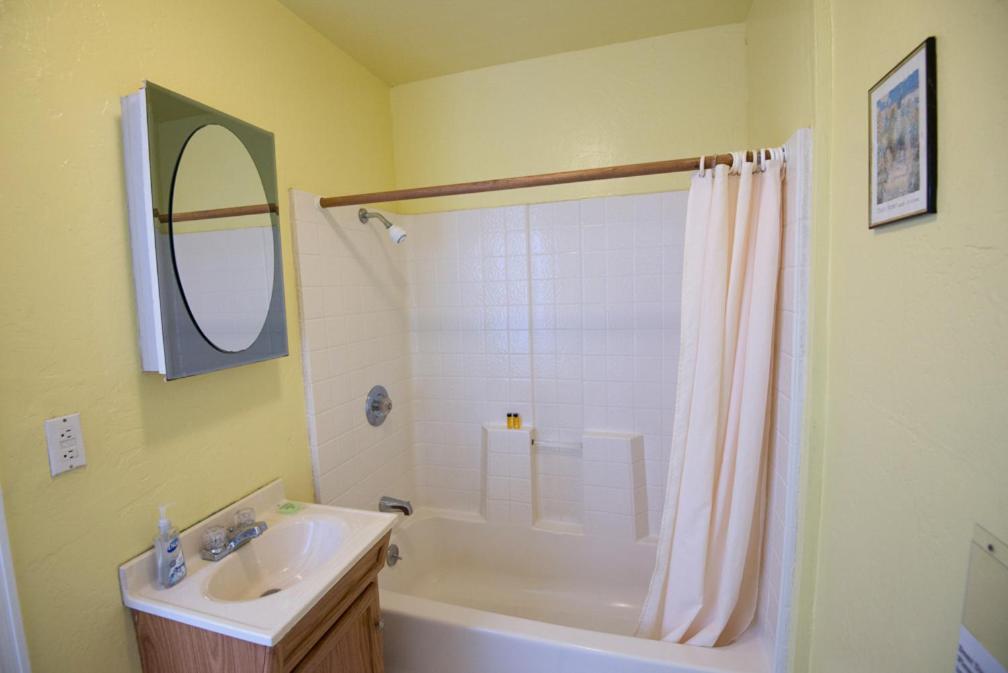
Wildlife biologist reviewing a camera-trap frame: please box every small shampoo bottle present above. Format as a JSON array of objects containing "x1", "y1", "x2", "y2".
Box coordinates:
[{"x1": 154, "y1": 504, "x2": 187, "y2": 589}]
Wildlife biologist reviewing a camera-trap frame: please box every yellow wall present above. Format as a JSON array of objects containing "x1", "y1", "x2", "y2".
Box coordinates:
[
  {"x1": 804, "y1": 0, "x2": 1008, "y2": 670},
  {"x1": 0, "y1": 1, "x2": 394, "y2": 671},
  {"x1": 389, "y1": 25, "x2": 749, "y2": 213},
  {"x1": 745, "y1": 0, "x2": 815, "y2": 146}
]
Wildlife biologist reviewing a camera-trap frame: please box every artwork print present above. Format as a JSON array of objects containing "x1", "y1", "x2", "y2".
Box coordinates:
[
  {"x1": 868, "y1": 37, "x2": 936, "y2": 228},
  {"x1": 876, "y1": 69, "x2": 921, "y2": 202}
]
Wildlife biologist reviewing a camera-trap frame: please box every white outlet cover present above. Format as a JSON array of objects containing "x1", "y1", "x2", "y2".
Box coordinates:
[{"x1": 44, "y1": 413, "x2": 86, "y2": 477}]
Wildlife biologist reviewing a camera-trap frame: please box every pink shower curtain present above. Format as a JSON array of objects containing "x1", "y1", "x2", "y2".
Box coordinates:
[{"x1": 637, "y1": 155, "x2": 783, "y2": 646}]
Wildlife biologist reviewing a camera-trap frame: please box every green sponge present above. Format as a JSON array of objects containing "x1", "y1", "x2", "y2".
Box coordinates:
[{"x1": 277, "y1": 501, "x2": 304, "y2": 515}]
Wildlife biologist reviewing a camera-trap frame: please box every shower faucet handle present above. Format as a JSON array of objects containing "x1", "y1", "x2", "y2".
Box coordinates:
[{"x1": 366, "y1": 385, "x2": 392, "y2": 426}]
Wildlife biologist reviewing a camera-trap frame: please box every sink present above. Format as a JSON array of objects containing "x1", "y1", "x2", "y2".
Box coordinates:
[
  {"x1": 119, "y1": 481, "x2": 397, "y2": 645},
  {"x1": 204, "y1": 517, "x2": 349, "y2": 602}
]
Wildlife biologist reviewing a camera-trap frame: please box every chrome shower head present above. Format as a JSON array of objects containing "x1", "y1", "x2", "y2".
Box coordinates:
[{"x1": 358, "y1": 208, "x2": 407, "y2": 245}]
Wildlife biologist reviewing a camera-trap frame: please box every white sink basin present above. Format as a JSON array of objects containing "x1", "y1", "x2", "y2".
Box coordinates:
[
  {"x1": 204, "y1": 517, "x2": 349, "y2": 602},
  {"x1": 118, "y1": 480, "x2": 397, "y2": 645}
]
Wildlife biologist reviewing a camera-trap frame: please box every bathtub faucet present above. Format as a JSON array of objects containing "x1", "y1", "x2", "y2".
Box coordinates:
[{"x1": 379, "y1": 495, "x2": 413, "y2": 516}]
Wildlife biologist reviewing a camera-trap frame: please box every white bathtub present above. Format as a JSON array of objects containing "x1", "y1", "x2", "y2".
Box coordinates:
[{"x1": 379, "y1": 511, "x2": 768, "y2": 673}]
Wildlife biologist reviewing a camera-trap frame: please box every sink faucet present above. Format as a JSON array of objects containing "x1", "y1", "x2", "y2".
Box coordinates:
[
  {"x1": 379, "y1": 496, "x2": 413, "y2": 516},
  {"x1": 200, "y1": 507, "x2": 268, "y2": 562}
]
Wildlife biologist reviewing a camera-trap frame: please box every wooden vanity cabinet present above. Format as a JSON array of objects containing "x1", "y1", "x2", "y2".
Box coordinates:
[
  {"x1": 132, "y1": 534, "x2": 390, "y2": 673},
  {"x1": 291, "y1": 583, "x2": 382, "y2": 673}
]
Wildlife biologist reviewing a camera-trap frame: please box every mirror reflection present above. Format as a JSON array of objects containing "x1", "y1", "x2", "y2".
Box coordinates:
[{"x1": 170, "y1": 124, "x2": 275, "y2": 353}]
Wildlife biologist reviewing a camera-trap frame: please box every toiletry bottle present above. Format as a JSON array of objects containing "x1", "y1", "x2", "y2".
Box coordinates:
[
  {"x1": 154, "y1": 504, "x2": 187, "y2": 589},
  {"x1": 506, "y1": 413, "x2": 514, "y2": 429},
  {"x1": 514, "y1": 413, "x2": 522, "y2": 429}
]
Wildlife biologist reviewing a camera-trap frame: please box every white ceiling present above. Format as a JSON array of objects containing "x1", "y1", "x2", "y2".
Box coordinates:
[{"x1": 279, "y1": 0, "x2": 754, "y2": 85}]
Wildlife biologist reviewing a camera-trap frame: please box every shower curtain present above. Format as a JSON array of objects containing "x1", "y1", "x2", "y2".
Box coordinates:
[{"x1": 637, "y1": 155, "x2": 783, "y2": 646}]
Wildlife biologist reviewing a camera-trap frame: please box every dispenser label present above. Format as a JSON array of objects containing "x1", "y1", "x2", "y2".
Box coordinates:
[{"x1": 168, "y1": 556, "x2": 187, "y2": 587}]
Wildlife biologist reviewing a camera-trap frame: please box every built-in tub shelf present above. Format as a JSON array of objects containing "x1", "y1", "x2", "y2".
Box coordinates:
[{"x1": 483, "y1": 425, "x2": 649, "y2": 541}]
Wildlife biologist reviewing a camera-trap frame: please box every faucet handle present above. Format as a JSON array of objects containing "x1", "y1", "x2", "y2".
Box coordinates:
[
  {"x1": 234, "y1": 507, "x2": 256, "y2": 529},
  {"x1": 202, "y1": 526, "x2": 228, "y2": 553}
]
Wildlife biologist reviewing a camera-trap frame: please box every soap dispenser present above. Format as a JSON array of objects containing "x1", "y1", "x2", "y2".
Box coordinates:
[{"x1": 154, "y1": 504, "x2": 187, "y2": 589}]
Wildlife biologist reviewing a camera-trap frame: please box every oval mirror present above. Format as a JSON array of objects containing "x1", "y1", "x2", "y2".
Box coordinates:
[{"x1": 170, "y1": 124, "x2": 275, "y2": 353}]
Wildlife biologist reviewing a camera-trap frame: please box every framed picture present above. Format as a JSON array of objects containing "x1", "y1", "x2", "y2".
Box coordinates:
[{"x1": 868, "y1": 36, "x2": 937, "y2": 228}]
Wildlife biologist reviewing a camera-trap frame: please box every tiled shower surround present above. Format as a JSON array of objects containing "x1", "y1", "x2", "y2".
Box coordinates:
[
  {"x1": 290, "y1": 196, "x2": 414, "y2": 512},
  {"x1": 406, "y1": 194, "x2": 687, "y2": 531},
  {"x1": 292, "y1": 191, "x2": 687, "y2": 533},
  {"x1": 291, "y1": 128, "x2": 809, "y2": 666}
]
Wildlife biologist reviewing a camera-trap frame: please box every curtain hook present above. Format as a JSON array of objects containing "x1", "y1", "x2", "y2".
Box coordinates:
[{"x1": 698, "y1": 155, "x2": 707, "y2": 177}]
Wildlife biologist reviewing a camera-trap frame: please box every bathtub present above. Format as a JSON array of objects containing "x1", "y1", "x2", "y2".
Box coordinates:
[{"x1": 379, "y1": 510, "x2": 769, "y2": 673}]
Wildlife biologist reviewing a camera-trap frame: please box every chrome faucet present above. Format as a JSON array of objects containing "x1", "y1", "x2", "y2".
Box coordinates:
[
  {"x1": 200, "y1": 507, "x2": 268, "y2": 562},
  {"x1": 379, "y1": 495, "x2": 413, "y2": 516}
]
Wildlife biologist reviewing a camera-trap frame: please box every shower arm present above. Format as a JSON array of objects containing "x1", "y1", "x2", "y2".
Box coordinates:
[{"x1": 358, "y1": 208, "x2": 395, "y2": 230}]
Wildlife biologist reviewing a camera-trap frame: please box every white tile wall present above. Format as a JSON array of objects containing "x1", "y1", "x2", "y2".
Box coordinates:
[
  {"x1": 581, "y1": 432, "x2": 648, "y2": 541},
  {"x1": 406, "y1": 194, "x2": 687, "y2": 534},
  {"x1": 484, "y1": 425, "x2": 534, "y2": 525},
  {"x1": 408, "y1": 206, "x2": 531, "y2": 512},
  {"x1": 529, "y1": 194, "x2": 686, "y2": 533},
  {"x1": 290, "y1": 190, "x2": 415, "y2": 510},
  {"x1": 532, "y1": 441, "x2": 583, "y2": 528}
]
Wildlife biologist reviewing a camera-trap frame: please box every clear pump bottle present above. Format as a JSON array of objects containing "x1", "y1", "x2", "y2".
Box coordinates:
[{"x1": 154, "y1": 504, "x2": 187, "y2": 589}]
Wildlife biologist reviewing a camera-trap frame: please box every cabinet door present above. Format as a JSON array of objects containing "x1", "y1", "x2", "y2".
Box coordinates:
[{"x1": 293, "y1": 583, "x2": 383, "y2": 673}]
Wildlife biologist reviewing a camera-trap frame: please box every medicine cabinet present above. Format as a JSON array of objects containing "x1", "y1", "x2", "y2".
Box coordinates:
[{"x1": 121, "y1": 82, "x2": 287, "y2": 379}]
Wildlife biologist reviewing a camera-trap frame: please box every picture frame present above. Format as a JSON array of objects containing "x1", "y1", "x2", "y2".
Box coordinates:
[{"x1": 868, "y1": 36, "x2": 937, "y2": 228}]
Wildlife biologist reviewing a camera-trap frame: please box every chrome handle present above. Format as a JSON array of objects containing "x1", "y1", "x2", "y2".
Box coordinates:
[
  {"x1": 366, "y1": 385, "x2": 392, "y2": 426},
  {"x1": 386, "y1": 543, "x2": 403, "y2": 566},
  {"x1": 375, "y1": 618, "x2": 385, "y2": 632}
]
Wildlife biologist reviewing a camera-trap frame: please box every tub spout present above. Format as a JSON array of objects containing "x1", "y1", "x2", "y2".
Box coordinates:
[{"x1": 379, "y1": 495, "x2": 413, "y2": 516}]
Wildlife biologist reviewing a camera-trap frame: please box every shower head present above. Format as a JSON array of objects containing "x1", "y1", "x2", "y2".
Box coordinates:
[
  {"x1": 358, "y1": 208, "x2": 407, "y2": 245},
  {"x1": 386, "y1": 223, "x2": 407, "y2": 245}
]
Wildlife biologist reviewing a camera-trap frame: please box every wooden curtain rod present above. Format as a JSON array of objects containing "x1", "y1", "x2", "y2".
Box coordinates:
[
  {"x1": 154, "y1": 202, "x2": 279, "y2": 224},
  {"x1": 319, "y1": 149, "x2": 778, "y2": 208}
]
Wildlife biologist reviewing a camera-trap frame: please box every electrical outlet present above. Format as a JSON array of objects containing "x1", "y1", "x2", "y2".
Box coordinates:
[{"x1": 44, "y1": 413, "x2": 87, "y2": 477}]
